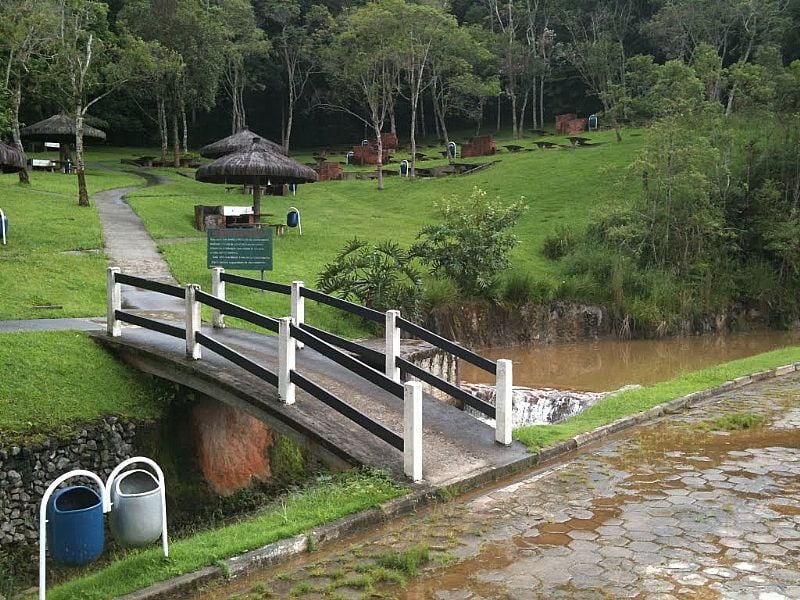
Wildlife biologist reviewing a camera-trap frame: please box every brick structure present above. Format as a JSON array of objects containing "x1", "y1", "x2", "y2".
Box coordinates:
[
  {"x1": 555, "y1": 113, "x2": 578, "y2": 134},
  {"x1": 460, "y1": 135, "x2": 497, "y2": 158},
  {"x1": 352, "y1": 143, "x2": 390, "y2": 165},
  {"x1": 316, "y1": 162, "x2": 342, "y2": 181},
  {"x1": 565, "y1": 118, "x2": 588, "y2": 134}
]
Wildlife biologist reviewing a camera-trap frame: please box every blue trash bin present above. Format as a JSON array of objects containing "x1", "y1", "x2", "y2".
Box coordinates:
[
  {"x1": 287, "y1": 210, "x2": 299, "y2": 228},
  {"x1": 447, "y1": 141, "x2": 457, "y2": 159},
  {"x1": 1, "y1": 216, "x2": 7, "y2": 238},
  {"x1": 400, "y1": 160, "x2": 409, "y2": 176},
  {"x1": 46, "y1": 486, "x2": 104, "y2": 566}
]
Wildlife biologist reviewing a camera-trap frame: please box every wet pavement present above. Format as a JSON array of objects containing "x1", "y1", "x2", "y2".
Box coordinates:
[{"x1": 196, "y1": 372, "x2": 800, "y2": 600}]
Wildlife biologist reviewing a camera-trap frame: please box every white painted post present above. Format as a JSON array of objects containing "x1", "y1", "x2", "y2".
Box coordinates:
[
  {"x1": 385, "y1": 310, "x2": 401, "y2": 383},
  {"x1": 106, "y1": 267, "x2": 121, "y2": 337},
  {"x1": 495, "y1": 359, "x2": 513, "y2": 446},
  {"x1": 278, "y1": 317, "x2": 296, "y2": 404},
  {"x1": 104, "y1": 457, "x2": 168, "y2": 558},
  {"x1": 185, "y1": 284, "x2": 201, "y2": 360},
  {"x1": 404, "y1": 381, "x2": 423, "y2": 482},
  {"x1": 211, "y1": 267, "x2": 225, "y2": 329},
  {"x1": 39, "y1": 470, "x2": 107, "y2": 600},
  {"x1": 291, "y1": 281, "x2": 305, "y2": 349}
]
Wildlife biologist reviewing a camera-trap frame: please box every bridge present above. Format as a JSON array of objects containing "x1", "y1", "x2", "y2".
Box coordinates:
[{"x1": 94, "y1": 268, "x2": 535, "y2": 487}]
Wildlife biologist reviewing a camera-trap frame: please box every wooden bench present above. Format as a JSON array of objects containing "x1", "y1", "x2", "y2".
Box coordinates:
[{"x1": 30, "y1": 159, "x2": 56, "y2": 172}]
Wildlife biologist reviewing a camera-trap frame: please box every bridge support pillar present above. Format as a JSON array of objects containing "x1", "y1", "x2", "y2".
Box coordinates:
[
  {"x1": 107, "y1": 267, "x2": 121, "y2": 337},
  {"x1": 278, "y1": 317, "x2": 296, "y2": 404},
  {"x1": 385, "y1": 310, "x2": 401, "y2": 382},
  {"x1": 404, "y1": 381, "x2": 422, "y2": 482},
  {"x1": 211, "y1": 268, "x2": 225, "y2": 328},
  {"x1": 495, "y1": 359, "x2": 513, "y2": 445},
  {"x1": 185, "y1": 284, "x2": 202, "y2": 360},
  {"x1": 291, "y1": 281, "x2": 305, "y2": 349}
]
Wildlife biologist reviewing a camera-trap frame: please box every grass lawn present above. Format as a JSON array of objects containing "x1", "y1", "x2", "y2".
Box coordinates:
[
  {"x1": 125, "y1": 128, "x2": 643, "y2": 335},
  {"x1": 514, "y1": 346, "x2": 800, "y2": 451},
  {"x1": 0, "y1": 166, "x2": 145, "y2": 320},
  {"x1": 0, "y1": 331, "x2": 164, "y2": 442},
  {"x1": 39, "y1": 469, "x2": 404, "y2": 600}
]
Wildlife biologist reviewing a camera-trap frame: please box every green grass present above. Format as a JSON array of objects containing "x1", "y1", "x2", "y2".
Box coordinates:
[
  {"x1": 40, "y1": 469, "x2": 404, "y2": 600},
  {"x1": 374, "y1": 544, "x2": 430, "y2": 577},
  {"x1": 514, "y1": 346, "x2": 800, "y2": 451},
  {"x1": 705, "y1": 412, "x2": 765, "y2": 431},
  {"x1": 0, "y1": 166, "x2": 145, "y2": 319},
  {"x1": 0, "y1": 331, "x2": 164, "y2": 441},
  {"x1": 122, "y1": 129, "x2": 642, "y2": 336}
]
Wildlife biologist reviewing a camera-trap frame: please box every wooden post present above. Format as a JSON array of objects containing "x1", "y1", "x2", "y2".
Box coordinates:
[
  {"x1": 404, "y1": 381, "x2": 423, "y2": 482},
  {"x1": 278, "y1": 317, "x2": 296, "y2": 404},
  {"x1": 385, "y1": 310, "x2": 401, "y2": 382},
  {"x1": 211, "y1": 267, "x2": 225, "y2": 328},
  {"x1": 185, "y1": 284, "x2": 201, "y2": 360},
  {"x1": 495, "y1": 359, "x2": 513, "y2": 445},
  {"x1": 107, "y1": 267, "x2": 121, "y2": 337}
]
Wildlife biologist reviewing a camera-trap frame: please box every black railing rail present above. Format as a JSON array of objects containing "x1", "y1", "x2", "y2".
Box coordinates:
[
  {"x1": 115, "y1": 311, "x2": 185, "y2": 339},
  {"x1": 195, "y1": 290, "x2": 279, "y2": 333},
  {"x1": 396, "y1": 317, "x2": 497, "y2": 376},
  {"x1": 290, "y1": 371, "x2": 403, "y2": 450},
  {"x1": 115, "y1": 274, "x2": 186, "y2": 299},
  {"x1": 219, "y1": 272, "x2": 291, "y2": 295},
  {"x1": 195, "y1": 332, "x2": 278, "y2": 387},
  {"x1": 299, "y1": 287, "x2": 385, "y2": 324},
  {"x1": 397, "y1": 357, "x2": 495, "y2": 419},
  {"x1": 290, "y1": 323, "x2": 404, "y2": 399},
  {"x1": 299, "y1": 323, "x2": 385, "y2": 365}
]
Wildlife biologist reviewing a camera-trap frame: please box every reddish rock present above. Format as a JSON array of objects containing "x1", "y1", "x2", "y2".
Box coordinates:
[
  {"x1": 191, "y1": 399, "x2": 274, "y2": 496},
  {"x1": 555, "y1": 113, "x2": 578, "y2": 134},
  {"x1": 461, "y1": 135, "x2": 497, "y2": 158}
]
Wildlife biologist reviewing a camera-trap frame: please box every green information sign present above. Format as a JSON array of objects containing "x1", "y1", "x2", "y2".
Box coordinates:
[{"x1": 207, "y1": 228, "x2": 273, "y2": 270}]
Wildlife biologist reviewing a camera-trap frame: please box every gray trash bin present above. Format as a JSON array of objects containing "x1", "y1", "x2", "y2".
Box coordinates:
[{"x1": 109, "y1": 469, "x2": 164, "y2": 547}]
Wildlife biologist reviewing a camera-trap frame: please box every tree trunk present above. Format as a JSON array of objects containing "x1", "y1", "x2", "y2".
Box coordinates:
[
  {"x1": 172, "y1": 111, "x2": 181, "y2": 168},
  {"x1": 434, "y1": 98, "x2": 452, "y2": 165},
  {"x1": 252, "y1": 177, "x2": 261, "y2": 216},
  {"x1": 420, "y1": 96, "x2": 427, "y2": 139},
  {"x1": 389, "y1": 104, "x2": 397, "y2": 135},
  {"x1": 11, "y1": 81, "x2": 29, "y2": 185},
  {"x1": 539, "y1": 76, "x2": 545, "y2": 129},
  {"x1": 410, "y1": 96, "x2": 417, "y2": 178},
  {"x1": 285, "y1": 93, "x2": 294, "y2": 153},
  {"x1": 75, "y1": 108, "x2": 89, "y2": 207},
  {"x1": 518, "y1": 88, "x2": 529, "y2": 137},
  {"x1": 496, "y1": 94, "x2": 502, "y2": 131},
  {"x1": 530, "y1": 82, "x2": 538, "y2": 129},
  {"x1": 158, "y1": 96, "x2": 168, "y2": 162},
  {"x1": 181, "y1": 104, "x2": 188, "y2": 153},
  {"x1": 376, "y1": 125, "x2": 384, "y2": 192},
  {"x1": 510, "y1": 92, "x2": 518, "y2": 138}
]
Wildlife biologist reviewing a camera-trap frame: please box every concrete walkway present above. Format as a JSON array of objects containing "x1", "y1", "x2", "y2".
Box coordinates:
[
  {"x1": 92, "y1": 170, "x2": 183, "y2": 314},
  {"x1": 195, "y1": 372, "x2": 800, "y2": 600}
]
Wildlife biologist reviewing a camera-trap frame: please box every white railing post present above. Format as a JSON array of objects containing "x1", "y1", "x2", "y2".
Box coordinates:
[
  {"x1": 495, "y1": 359, "x2": 513, "y2": 446},
  {"x1": 404, "y1": 381, "x2": 423, "y2": 482},
  {"x1": 278, "y1": 317, "x2": 296, "y2": 404},
  {"x1": 211, "y1": 267, "x2": 225, "y2": 329},
  {"x1": 291, "y1": 281, "x2": 305, "y2": 349},
  {"x1": 385, "y1": 310, "x2": 401, "y2": 383},
  {"x1": 106, "y1": 267, "x2": 121, "y2": 337},
  {"x1": 185, "y1": 284, "x2": 201, "y2": 360}
]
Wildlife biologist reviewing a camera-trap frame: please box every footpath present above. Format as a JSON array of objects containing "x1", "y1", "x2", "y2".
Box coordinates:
[{"x1": 194, "y1": 372, "x2": 800, "y2": 600}]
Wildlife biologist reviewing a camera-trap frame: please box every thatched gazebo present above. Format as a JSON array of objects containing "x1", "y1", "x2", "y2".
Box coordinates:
[
  {"x1": 19, "y1": 114, "x2": 106, "y2": 164},
  {"x1": 199, "y1": 127, "x2": 287, "y2": 159},
  {"x1": 195, "y1": 141, "x2": 316, "y2": 216},
  {"x1": 0, "y1": 142, "x2": 25, "y2": 173}
]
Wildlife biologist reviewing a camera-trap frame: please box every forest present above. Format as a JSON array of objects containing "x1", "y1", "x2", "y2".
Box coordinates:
[{"x1": 2, "y1": 0, "x2": 800, "y2": 331}]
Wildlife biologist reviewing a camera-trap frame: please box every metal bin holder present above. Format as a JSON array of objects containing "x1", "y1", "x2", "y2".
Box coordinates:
[{"x1": 105, "y1": 457, "x2": 169, "y2": 555}]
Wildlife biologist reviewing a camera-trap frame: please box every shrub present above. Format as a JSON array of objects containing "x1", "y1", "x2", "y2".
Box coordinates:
[
  {"x1": 317, "y1": 238, "x2": 422, "y2": 319},
  {"x1": 502, "y1": 272, "x2": 553, "y2": 306},
  {"x1": 412, "y1": 187, "x2": 527, "y2": 298},
  {"x1": 541, "y1": 225, "x2": 576, "y2": 260},
  {"x1": 422, "y1": 276, "x2": 460, "y2": 311}
]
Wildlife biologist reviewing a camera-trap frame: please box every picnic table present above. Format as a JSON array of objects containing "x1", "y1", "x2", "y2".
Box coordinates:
[
  {"x1": 567, "y1": 136, "x2": 592, "y2": 147},
  {"x1": 414, "y1": 152, "x2": 427, "y2": 161},
  {"x1": 535, "y1": 141, "x2": 557, "y2": 149},
  {"x1": 504, "y1": 144, "x2": 525, "y2": 153}
]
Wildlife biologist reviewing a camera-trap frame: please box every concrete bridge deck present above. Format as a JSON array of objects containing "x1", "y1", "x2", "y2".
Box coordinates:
[{"x1": 93, "y1": 325, "x2": 535, "y2": 487}]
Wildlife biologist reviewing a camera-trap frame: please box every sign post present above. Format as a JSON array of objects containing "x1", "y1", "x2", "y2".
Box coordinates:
[{"x1": 207, "y1": 228, "x2": 273, "y2": 271}]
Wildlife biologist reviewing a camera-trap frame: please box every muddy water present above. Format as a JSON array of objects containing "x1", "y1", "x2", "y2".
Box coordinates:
[{"x1": 460, "y1": 330, "x2": 800, "y2": 392}]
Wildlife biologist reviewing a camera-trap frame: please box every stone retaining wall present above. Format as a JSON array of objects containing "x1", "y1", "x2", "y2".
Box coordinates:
[{"x1": 0, "y1": 417, "x2": 137, "y2": 548}]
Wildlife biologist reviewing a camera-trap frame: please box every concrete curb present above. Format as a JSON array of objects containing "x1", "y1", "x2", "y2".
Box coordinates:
[{"x1": 117, "y1": 360, "x2": 800, "y2": 600}]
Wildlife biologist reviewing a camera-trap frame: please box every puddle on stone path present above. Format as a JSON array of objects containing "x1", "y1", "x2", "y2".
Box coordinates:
[{"x1": 195, "y1": 378, "x2": 800, "y2": 600}]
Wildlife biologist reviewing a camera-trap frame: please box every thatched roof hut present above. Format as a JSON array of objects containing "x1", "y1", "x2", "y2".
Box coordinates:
[
  {"x1": 196, "y1": 142, "x2": 316, "y2": 215},
  {"x1": 0, "y1": 142, "x2": 26, "y2": 173},
  {"x1": 19, "y1": 114, "x2": 107, "y2": 142},
  {"x1": 199, "y1": 127, "x2": 286, "y2": 158}
]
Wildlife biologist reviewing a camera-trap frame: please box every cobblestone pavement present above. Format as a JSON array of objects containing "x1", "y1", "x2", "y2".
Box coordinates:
[{"x1": 199, "y1": 373, "x2": 800, "y2": 600}]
